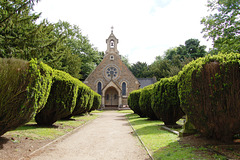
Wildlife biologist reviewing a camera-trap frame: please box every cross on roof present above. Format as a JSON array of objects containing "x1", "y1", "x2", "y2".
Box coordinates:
[{"x1": 111, "y1": 26, "x2": 114, "y2": 33}]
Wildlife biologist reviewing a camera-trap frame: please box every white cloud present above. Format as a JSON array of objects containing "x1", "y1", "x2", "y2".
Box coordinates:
[{"x1": 34, "y1": 0, "x2": 213, "y2": 64}]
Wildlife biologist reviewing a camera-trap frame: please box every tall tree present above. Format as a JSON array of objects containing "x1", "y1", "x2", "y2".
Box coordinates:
[
  {"x1": 184, "y1": 39, "x2": 207, "y2": 59},
  {"x1": 0, "y1": 1, "x2": 103, "y2": 80},
  {"x1": 201, "y1": 0, "x2": 240, "y2": 53},
  {"x1": 165, "y1": 39, "x2": 207, "y2": 61},
  {"x1": 149, "y1": 57, "x2": 170, "y2": 80},
  {"x1": 130, "y1": 61, "x2": 152, "y2": 78},
  {"x1": 53, "y1": 21, "x2": 103, "y2": 80},
  {"x1": 0, "y1": 0, "x2": 59, "y2": 59}
]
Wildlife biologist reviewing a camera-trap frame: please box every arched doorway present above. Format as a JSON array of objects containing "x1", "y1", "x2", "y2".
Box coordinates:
[{"x1": 105, "y1": 87, "x2": 119, "y2": 107}]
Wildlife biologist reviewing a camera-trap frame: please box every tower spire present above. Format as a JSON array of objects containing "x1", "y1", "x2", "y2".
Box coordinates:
[{"x1": 106, "y1": 26, "x2": 119, "y2": 54}]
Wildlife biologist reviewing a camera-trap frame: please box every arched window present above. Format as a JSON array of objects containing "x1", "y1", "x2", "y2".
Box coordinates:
[
  {"x1": 97, "y1": 82, "x2": 102, "y2": 95},
  {"x1": 110, "y1": 40, "x2": 114, "y2": 48},
  {"x1": 122, "y1": 82, "x2": 126, "y2": 96}
]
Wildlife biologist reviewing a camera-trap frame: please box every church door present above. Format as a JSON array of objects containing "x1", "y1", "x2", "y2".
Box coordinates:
[{"x1": 105, "y1": 87, "x2": 118, "y2": 107}]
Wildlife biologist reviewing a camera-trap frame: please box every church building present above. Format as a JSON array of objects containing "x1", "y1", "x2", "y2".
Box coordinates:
[{"x1": 84, "y1": 28, "x2": 140, "y2": 108}]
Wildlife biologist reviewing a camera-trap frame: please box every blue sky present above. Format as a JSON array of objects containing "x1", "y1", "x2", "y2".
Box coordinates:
[{"x1": 34, "y1": 0, "x2": 213, "y2": 64}]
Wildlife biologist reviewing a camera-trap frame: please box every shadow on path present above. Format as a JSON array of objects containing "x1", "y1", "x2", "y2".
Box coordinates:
[{"x1": 0, "y1": 137, "x2": 9, "y2": 150}]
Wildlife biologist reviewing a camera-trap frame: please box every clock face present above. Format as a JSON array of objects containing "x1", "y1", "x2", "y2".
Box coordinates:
[{"x1": 105, "y1": 66, "x2": 118, "y2": 80}]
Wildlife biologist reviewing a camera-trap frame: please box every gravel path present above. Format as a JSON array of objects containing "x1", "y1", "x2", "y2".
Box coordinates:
[{"x1": 26, "y1": 111, "x2": 150, "y2": 160}]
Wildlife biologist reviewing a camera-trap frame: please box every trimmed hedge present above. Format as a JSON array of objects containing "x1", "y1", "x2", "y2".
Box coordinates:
[
  {"x1": 139, "y1": 84, "x2": 158, "y2": 120},
  {"x1": 84, "y1": 91, "x2": 95, "y2": 113},
  {"x1": 178, "y1": 53, "x2": 240, "y2": 142},
  {"x1": 0, "y1": 58, "x2": 53, "y2": 135},
  {"x1": 35, "y1": 69, "x2": 79, "y2": 125},
  {"x1": 151, "y1": 76, "x2": 184, "y2": 125},
  {"x1": 67, "y1": 82, "x2": 92, "y2": 117},
  {"x1": 71, "y1": 85, "x2": 92, "y2": 116},
  {"x1": 128, "y1": 89, "x2": 145, "y2": 117},
  {"x1": 89, "y1": 92, "x2": 101, "y2": 112}
]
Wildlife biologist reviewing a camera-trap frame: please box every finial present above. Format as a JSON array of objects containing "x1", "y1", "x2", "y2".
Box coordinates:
[{"x1": 111, "y1": 26, "x2": 114, "y2": 33}]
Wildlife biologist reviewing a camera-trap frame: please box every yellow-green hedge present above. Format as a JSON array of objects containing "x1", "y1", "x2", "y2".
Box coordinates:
[
  {"x1": 151, "y1": 76, "x2": 184, "y2": 125},
  {"x1": 0, "y1": 58, "x2": 53, "y2": 135},
  {"x1": 178, "y1": 53, "x2": 240, "y2": 142},
  {"x1": 128, "y1": 89, "x2": 146, "y2": 117},
  {"x1": 139, "y1": 84, "x2": 158, "y2": 120}
]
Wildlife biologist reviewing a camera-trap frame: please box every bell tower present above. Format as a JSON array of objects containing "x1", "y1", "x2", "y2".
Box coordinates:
[{"x1": 106, "y1": 26, "x2": 119, "y2": 54}]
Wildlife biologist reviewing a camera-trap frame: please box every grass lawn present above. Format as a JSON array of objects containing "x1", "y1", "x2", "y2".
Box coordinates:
[
  {"x1": 5, "y1": 113, "x2": 99, "y2": 140},
  {"x1": 125, "y1": 113, "x2": 227, "y2": 160}
]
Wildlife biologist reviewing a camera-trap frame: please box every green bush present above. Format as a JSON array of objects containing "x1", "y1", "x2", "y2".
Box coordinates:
[
  {"x1": 128, "y1": 89, "x2": 145, "y2": 117},
  {"x1": 151, "y1": 76, "x2": 184, "y2": 125},
  {"x1": 71, "y1": 84, "x2": 93, "y2": 116},
  {"x1": 139, "y1": 84, "x2": 158, "y2": 120},
  {"x1": 85, "y1": 91, "x2": 95, "y2": 112},
  {"x1": 89, "y1": 92, "x2": 101, "y2": 112},
  {"x1": 0, "y1": 58, "x2": 53, "y2": 135},
  {"x1": 178, "y1": 53, "x2": 240, "y2": 142},
  {"x1": 35, "y1": 69, "x2": 79, "y2": 125}
]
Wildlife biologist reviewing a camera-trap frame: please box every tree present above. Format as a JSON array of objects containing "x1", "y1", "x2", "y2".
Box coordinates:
[
  {"x1": 0, "y1": 0, "x2": 59, "y2": 60},
  {"x1": 165, "y1": 39, "x2": 206, "y2": 61},
  {"x1": 53, "y1": 21, "x2": 103, "y2": 80},
  {"x1": 0, "y1": 1, "x2": 103, "y2": 80},
  {"x1": 149, "y1": 57, "x2": 170, "y2": 80},
  {"x1": 184, "y1": 39, "x2": 207, "y2": 59},
  {"x1": 130, "y1": 61, "x2": 152, "y2": 78},
  {"x1": 201, "y1": 0, "x2": 240, "y2": 53}
]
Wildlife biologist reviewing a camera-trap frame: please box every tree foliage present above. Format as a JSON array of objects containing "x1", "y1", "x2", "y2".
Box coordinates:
[
  {"x1": 0, "y1": 0, "x2": 55, "y2": 59},
  {"x1": 166, "y1": 39, "x2": 207, "y2": 60},
  {"x1": 0, "y1": 1, "x2": 103, "y2": 80},
  {"x1": 54, "y1": 21, "x2": 104, "y2": 80},
  {"x1": 129, "y1": 38, "x2": 207, "y2": 80},
  {"x1": 201, "y1": 0, "x2": 240, "y2": 53},
  {"x1": 130, "y1": 61, "x2": 152, "y2": 78}
]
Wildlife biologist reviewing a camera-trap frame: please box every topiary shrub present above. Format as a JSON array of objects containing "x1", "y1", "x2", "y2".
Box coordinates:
[
  {"x1": 178, "y1": 53, "x2": 240, "y2": 142},
  {"x1": 139, "y1": 84, "x2": 158, "y2": 120},
  {"x1": 71, "y1": 84, "x2": 92, "y2": 116},
  {"x1": 0, "y1": 58, "x2": 53, "y2": 135},
  {"x1": 151, "y1": 76, "x2": 184, "y2": 125},
  {"x1": 63, "y1": 82, "x2": 92, "y2": 118},
  {"x1": 128, "y1": 89, "x2": 145, "y2": 117},
  {"x1": 35, "y1": 69, "x2": 78, "y2": 125},
  {"x1": 85, "y1": 91, "x2": 95, "y2": 113},
  {"x1": 89, "y1": 92, "x2": 101, "y2": 112}
]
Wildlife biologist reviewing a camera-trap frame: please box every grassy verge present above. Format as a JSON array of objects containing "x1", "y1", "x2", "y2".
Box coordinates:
[
  {"x1": 118, "y1": 110, "x2": 134, "y2": 114},
  {"x1": 126, "y1": 113, "x2": 227, "y2": 160},
  {"x1": 5, "y1": 113, "x2": 99, "y2": 140}
]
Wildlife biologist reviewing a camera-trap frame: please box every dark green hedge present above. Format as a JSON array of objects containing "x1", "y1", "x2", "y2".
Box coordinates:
[
  {"x1": 151, "y1": 76, "x2": 184, "y2": 125},
  {"x1": 0, "y1": 58, "x2": 53, "y2": 135},
  {"x1": 71, "y1": 83, "x2": 93, "y2": 116},
  {"x1": 139, "y1": 84, "x2": 158, "y2": 120},
  {"x1": 35, "y1": 69, "x2": 79, "y2": 125},
  {"x1": 89, "y1": 92, "x2": 101, "y2": 112},
  {"x1": 128, "y1": 89, "x2": 145, "y2": 117},
  {"x1": 84, "y1": 91, "x2": 95, "y2": 113},
  {"x1": 178, "y1": 53, "x2": 240, "y2": 142}
]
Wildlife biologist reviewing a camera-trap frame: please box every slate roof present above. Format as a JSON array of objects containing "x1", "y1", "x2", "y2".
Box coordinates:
[{"x1": 137, "y1": 77, "x2": 157, "y2": 88}]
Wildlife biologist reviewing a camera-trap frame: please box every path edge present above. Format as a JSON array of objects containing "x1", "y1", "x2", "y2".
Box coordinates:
[
  {"x1": 19, "y1": 114, "x2": 101, "y2": 160},
  {"x1": 126, "y1": 114, "x2": 154, "y2": 160}
]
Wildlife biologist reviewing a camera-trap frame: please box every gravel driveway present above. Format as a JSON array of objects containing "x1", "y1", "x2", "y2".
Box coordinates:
[{"x1": 25, "y1": 111, "x2": 150, "y2": 160}]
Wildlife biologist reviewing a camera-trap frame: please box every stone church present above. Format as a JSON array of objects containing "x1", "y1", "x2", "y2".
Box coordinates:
[{"x1": 84, "y1": 29, "x2": 140, "y2": 108}]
